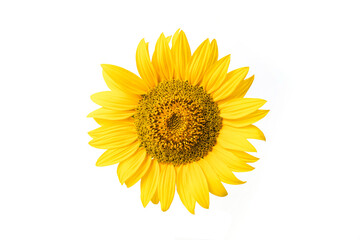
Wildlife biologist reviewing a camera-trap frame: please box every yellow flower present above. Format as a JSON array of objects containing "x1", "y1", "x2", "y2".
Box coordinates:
[{"x1": 88, "y1": 30, "x2": 268, "y2": 213}]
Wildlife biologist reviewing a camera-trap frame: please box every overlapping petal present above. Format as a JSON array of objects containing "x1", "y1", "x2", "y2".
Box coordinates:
[
  {"x1": 89, "y1": 127, "x2": 138, "y2": 149},
  {"x1": 205, "y1": 152, "x2": 245, "y2": 185},
  {"x1": 219, "y1": 98, "x2": 267, "y2": 120},
  {"x1": 172, "y1": 29, "x2": 180, "y2": 46},
  {"x1": 136, "y1": 39, "x2": 158, "y2": 88},
  {"x1": 140, "y1": 160, "x2": 160, "y2": 207},
  {"x1": 203, "y1": 55, "x2": 231, "y2": 93},
  {"x1": 125, "y1": 154, "x2": 151, "y2": 188},
  {"x1": 217, "y1": 125, "x2": 257, "y2": 152},
  {"x1": 212, "y1": 145, "x2": 255, "y2": 172},
  {"x1": 96, "y1": 141, "x2": 140, "y2": 167},
  {"x1": 232, "y1": 151, "x2": 260, "y2": 163},
  {"x1": 91, "y1": 91, "x2": 139, "y2": 111},
  {"x1": 101, "y1": 64, "x2": 149, "y2": 95},
  {"x1": 222, "y1": 110, "x2": 269, "y2": 128},
  {"x1": 197, "y1": 159, "x2": 228, "y2": 197},
  {"x1": 151, "y1": 189, "x2": 160, "y2": 204},
  {"x1": 87, "y1": 108, "x2": 134, "y2": 120},
  {"x1": 152, "y1": 33, "x2": 174, "y2": 82},
  {"x1": 229, "y1": 124, "x2": 266, "y2": 141},
  {"x1": 208, "y1": 39, "x2": 219, "y2": 66},
  {"x1": 94, "y1": 117, "x2": 131, "y2": 127},
  {"x1": 172, "y1": 30, "x2": 191, "y2": 81},
  {"x1": 186, "y1": 39, "x2": 211, "y2": 85},
  {"x1": 176, "y1": 165, "x2": 196, "y2": 214},
  {"x1": 117, "y1": 148, "x2": 147, "y2": 184},
  {"x1": 226, "y1": 75, "x2": 255, "y2": 99},
  {"x1": 186, "y1": 162, "x2": 209, "y2": 209},
  {"x1": 158, "y1": 163, "x2": 176, "y2": 211},
  {"x1": 212, "y1": 67, "x2": 250, "y2": 102}
]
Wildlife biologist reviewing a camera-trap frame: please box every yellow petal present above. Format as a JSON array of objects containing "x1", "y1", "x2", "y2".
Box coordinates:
[
  {"x1": 213, "y1": 68, "x2": 249, "y2": 102},
  {"x1": 101, "y1": 64, "x2": 149, "y2": 95},
  {"x1": 136, "y1": 39, "x2": 158, "y2": 88},
  {"x1": 158, "y1": 163, "x2": 176, "y2": 212},
  {"x1": 89, "y1": 118, "x2": 135, "y2": 138},
  {"x1": 186, "y1": 162, "x2": 209, "y2": 209},
  {"x1": 219, "y1": 98, "x2": 267, "y2": 120},
  {"x1": 166, "y1": 35, "x2": 172, "y2": 45},
  {"x1": 197, "y1": 159, "x2": 228, "y2": 197},
  {"x1": 117, "y1": 148, "x2": 147, "y2": 184},
  {"x1": 206, "y1": 151, "x2": 245, "y2": 185},
  {"x1": 96, "y1": 141, "x2": 140, "y2": 167},
  {"x1": 152, "y1": 33, "x2": 174, "y2": 82},
  {"x1": 232, "y1": 151, "x2": 259, "y2": 163},
  {"x1": 89, "y1": 129, "x2": 137, "y2": 149},
  {"x1": 151, "y1": 189, "x2": 160, "y2": 204},
  {"x1": 203, "y1": 55, "x2": 231, "y2": 93},
  {"x1": 223, "y1": 110, "x2": 269, "y2": 128},
  {"x1": 212, "y1": 145, "x2": 255, "y2": 172},
  {"x1": 87, "y1": 107, "x2": 134, "y2": 120},
  {"x1": 140, "y1": 160, "x2": 160, "y2": 207},
  {"x1": 172, "y1": 30, "x2": 191, "y2": 81},
  {"x1": 100, "y1": 67, "x2": 124, "y2": 94},
  {"x1": 94, "y1": 118, "x2": 124, "y2": 127},
  {"x1": 228, "y1": 124, "x2": 266, "y2": 141},
  {"x1": 88, "y1": 123, "x2": 136, "y2": 139},
  {"x1": 229, "y1": 75, "x2": 255, "y2": 99},
  {"x1": 217, "y1": 125, "x2": 257, "y2": 152},
  {"x1": 93, "y1": 116, "x2": 134, "y2": 128},
  {"x1": 208, "y1": 39, "x2": 219, "y2": 66},
  {"x1": 171, "y1": 29, "x2": 181, "y2": 47},
  {"x1": 186, "y1": 39, "x2": 211, "y2": 85},
  {"x1": 176, "y1": 165, "x2": 196, "y2": 214},
  {"x1": 125, "y1": 154, "x2": 151, "y2": 188}
]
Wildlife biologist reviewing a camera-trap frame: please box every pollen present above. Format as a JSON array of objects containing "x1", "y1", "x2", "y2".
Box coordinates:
[{"x1": 134, "y1": 79, "x2": 222, "y2": 166}]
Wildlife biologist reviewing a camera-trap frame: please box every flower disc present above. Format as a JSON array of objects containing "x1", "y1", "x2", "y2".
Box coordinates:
[{"x1": 134, "y1": 79, "x2": 222, "y2": 166}]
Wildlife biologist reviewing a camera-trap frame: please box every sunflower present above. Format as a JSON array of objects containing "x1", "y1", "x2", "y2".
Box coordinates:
[{"x1": 88, "y1": 30, "x2": 268, "y2": 213}]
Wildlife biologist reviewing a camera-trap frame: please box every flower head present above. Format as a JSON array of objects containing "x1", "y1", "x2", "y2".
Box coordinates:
[{"x1": 88, "y1": 30, "x2": 268, "y2": 213}]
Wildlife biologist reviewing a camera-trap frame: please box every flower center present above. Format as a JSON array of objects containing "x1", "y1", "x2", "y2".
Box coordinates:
[
  {"x1": 134, "y1": 80, "x2": 222, "y2": 166},
  {"x1": 166, "y1": 113, "x2": 182, "y2": 131}
]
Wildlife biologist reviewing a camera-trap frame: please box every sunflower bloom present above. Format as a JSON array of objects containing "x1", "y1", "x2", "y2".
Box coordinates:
[{"x1": 88, "y1": 30, "x2": 268, "y2": 213}]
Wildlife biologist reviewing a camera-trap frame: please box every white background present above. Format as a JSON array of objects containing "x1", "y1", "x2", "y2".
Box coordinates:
[{"x1": 1, "y1": 0, "x2": 359, "y2": 239}]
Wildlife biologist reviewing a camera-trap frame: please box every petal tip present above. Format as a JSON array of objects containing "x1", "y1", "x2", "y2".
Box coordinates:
[
  {"x1": 95, "y1": 160, "x2": 107, "y2": 167},
  {"x1": 100, "y1": 64, "x2": 109, "y2": 69},
  {"x1": 161, "y1": 206, "x2": 169, "y2": 212},
  {"x1": 88, "y1": 139, "x2": 95, "y2": 147},
  {"x1": 141, "y1": 196, "x2": 151, "y2": 208}
]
